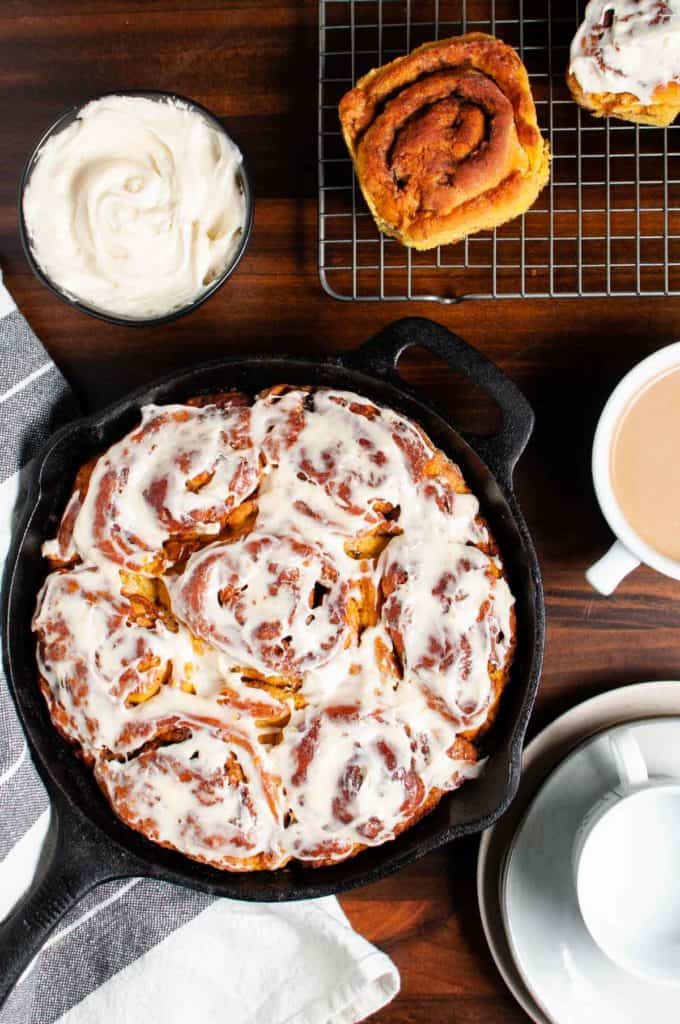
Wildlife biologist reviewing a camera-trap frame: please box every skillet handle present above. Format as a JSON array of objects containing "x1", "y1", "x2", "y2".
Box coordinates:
[
  {"x1": 341, "y1": 317, "x2": 534, "y2": 487},
  {"x1": 0, "y1": 795, "x2": 138, "y2": 1010}
]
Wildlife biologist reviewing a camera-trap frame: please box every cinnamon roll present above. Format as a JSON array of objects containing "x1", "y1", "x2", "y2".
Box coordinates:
[
  {"x1": 36, "y1": 386, "x2": 516, "y2": 871},
  {"x1": 95, "y1": 717, "x2": 287, "y2": 871},
  {"x1": 49, "y1": 394, "x2": 259, "y2": 575},
  {"x1": 338, "y1": 33, "x2": 550, "y2": 249},
  {"x1": 279, "y1": 705, "x2": 430, "y2": 866},
  {"x1": 254, "y1": 385, "x2": 485, "y2": 555},
  {"x1": 33, "y1": 563, "x2": 284, "y2": 761},
  {"x1": 380, "y1": 533, "x2": 516, "y2": 738},
  {"x1": 568, "y1": 1, "x2": 680, "y2": 126},
  {"x1": 169, "y1": 532, "x2": 352, "y2": 679},
  {"x1": 279, "y1": 701, "x2": 481, "y2": 867}
]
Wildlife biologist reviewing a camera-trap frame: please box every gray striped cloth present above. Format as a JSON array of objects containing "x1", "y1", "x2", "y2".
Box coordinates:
[{"x1": 0, "y1": 274, "x2": 399, "y2": 1024}]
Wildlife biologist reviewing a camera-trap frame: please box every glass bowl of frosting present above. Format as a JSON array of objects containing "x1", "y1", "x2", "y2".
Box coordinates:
[{"x1": 19, "y1": 91, "x2": 253, "y2": 326}]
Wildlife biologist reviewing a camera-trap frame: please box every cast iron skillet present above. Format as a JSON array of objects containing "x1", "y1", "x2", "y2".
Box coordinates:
[{"x1": 0, "y1": 317, "x2": 544, "y2": 1005}]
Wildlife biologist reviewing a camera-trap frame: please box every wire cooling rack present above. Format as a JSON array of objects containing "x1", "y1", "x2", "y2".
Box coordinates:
[{"x1": 318, "y1": 0, "x2": 680, "y2": 301}]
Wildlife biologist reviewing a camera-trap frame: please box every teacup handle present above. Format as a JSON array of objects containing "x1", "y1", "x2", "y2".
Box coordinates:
[
  {"x1": 586, "y1": 540, "x2": 640, "y2": 595},
  {"x1": 610, "y1": 729, "x2": 649, "y2": 791},
  {"x1": 572, "y1": 728, "x2": 649, "y2": 887}
]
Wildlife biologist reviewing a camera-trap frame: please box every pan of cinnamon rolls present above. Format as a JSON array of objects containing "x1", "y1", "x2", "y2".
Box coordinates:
[{"x1": 5, "y1": 317, "x2": 543, "y2": 899}]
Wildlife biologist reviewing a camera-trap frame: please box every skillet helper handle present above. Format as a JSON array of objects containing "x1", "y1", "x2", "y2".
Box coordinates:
[
  {"x1": 344, "y1": 317, "x2": 534, "y2": 487},
  {"x1": 0, "y1": 798, "x2": 135, "y2": 1010}
]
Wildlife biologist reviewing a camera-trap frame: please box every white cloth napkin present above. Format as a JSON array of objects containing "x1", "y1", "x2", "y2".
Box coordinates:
[{"x1": 0, "y1": 271, "x2": 400, "y2": 1024}]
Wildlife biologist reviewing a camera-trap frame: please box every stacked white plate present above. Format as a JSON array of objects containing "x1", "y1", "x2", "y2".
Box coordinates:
[{"x1": 477, "y1": 681, "x2": 680, "y2": 1024}]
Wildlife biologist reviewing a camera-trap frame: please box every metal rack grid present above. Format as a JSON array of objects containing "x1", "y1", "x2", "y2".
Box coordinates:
[{"x1": 318, "y1": 0, "x2": 680, "y2": 301}]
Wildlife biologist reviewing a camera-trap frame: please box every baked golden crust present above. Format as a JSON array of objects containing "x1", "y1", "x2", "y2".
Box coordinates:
[
  {"x1": 35, "y1": 387, "x2": 516, "y2": 871},
  {"x1": 566, "y1": 71, "x2": 680, "y2": 127},
  {"x1": 338, "y1": 32, "x2": 550, "y2": 249}
]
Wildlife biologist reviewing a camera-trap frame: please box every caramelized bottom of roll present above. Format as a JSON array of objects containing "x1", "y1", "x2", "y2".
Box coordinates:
[{"x1": 566, "y1": 72, "x2": 680, "y2": 127}]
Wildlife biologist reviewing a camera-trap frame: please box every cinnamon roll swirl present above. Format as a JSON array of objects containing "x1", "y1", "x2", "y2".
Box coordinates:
[
  {"x1": 33, "y1": 563, "x2": 284, "y2": 761},
  {"x1": 279, "y1": 706, "x2": 429, "y2": 866},
  {"x1": 279, "y1": 703, "x2": 480, "y2": 867},
  {"x1": 338, "y1": 33, "x2": 550, "y2": 249},
  {"x1": 254, "y1": 385, "x2": 483, "y2": 555},
  {"x1": 380, "y1": 533, "x2": 516, "y2": 738},
  {"x1": 169, "y1": 532, "x2": 351, "y2": 679},
  {"x1": 95, "y1": 717, "x2": 287, "y2": 871},
  {"x1": 568, "y1": 1, "x2": 680, "y2": 126},
  {"x1": 51, "y1": 395, "x2": 259, "y2": 575},
  {"x1": 36, "y1": 386, "x2": 516, "y2": 871}
]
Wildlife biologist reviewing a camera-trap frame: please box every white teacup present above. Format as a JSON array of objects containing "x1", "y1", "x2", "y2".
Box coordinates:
[
  {"x1": 573, "y1": 725, "x2": 680, "y2": 985},
  {"x1": 587, "y1": 341, "x2": 680, "y2": 595}
]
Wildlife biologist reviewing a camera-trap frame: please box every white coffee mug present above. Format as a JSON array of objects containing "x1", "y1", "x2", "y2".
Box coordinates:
[
  {"x1": 573, "y1": 725, "x2": 680, "y2": 985},
  {"x1": 587, "y1": 341, "x2": 680, "y2": 595}
]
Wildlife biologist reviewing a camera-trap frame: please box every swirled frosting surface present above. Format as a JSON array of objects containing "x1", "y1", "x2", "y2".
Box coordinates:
[
  {"x1": 22, "y1": 95, "x2": 246, "y2": 319},
  {"x1": 570, "y1": 0, "x2": 680, "y2": 103},
  {"x1": 34, "y1": 387, "x2": 516, "y2": 870}
]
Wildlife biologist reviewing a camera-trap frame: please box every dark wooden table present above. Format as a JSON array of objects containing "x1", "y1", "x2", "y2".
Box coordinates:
[{"x1": 4, "y1": 3, "x2": 680, "y2": 1021}]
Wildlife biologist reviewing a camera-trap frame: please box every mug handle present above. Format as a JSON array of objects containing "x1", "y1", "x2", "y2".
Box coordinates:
[
  {"x1": 586, "y1": 539, "x2": 640, "y2": 595},
  {"x1": 610, "y1": 729, "x2": 649, "y2": 791}
]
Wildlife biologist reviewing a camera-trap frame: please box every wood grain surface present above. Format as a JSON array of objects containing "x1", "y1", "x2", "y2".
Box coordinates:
[{"x1": 3, "y1": 3, "x2": 680, "y2": 1021}]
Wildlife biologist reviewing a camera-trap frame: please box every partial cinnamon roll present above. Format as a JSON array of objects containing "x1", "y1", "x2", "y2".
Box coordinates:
[
  {"x1": 568, "y1": 1, "x2": 680, "y2": 127},
  {"x1": 253, "y1": 385, "x2": 484, "y2": 557},
  {"x1": 338, "y1": 33, "x2": 550, "y2": 249},
  {"x1": 278, "y1": 705, "x2": 431, "y2": 866}
]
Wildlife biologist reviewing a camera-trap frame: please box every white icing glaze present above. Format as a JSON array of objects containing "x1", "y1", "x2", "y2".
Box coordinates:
[
  {"x1": 32, "y1": 563, "x2": 252, "y2": 757},
  {"x1": 277, "y1": 706, "x2": 429, "y2": 863},
  {"x1": 95, "y1": 719, "x2": 287, "y2": 870},
  {"x1": 252, "y1": 387, "x2": 484, "y2": 544},
  {"x1": 169, "y1": 532, "x2": 351, "y2": 677},
  {"x1": 36, "y1": 387, "x2": 515, "y2": 870},
  {"x1": 69, "y1": 401, "x2": 259, "y2": 573},
  {"x1": 570, "y1": 0, "x2": 680, "y2": 104},
  {"x1": 22, "y1": 95, "x2": 246, "y2": 319},
  {"x1": 300, "y1": 623, "x2": 487, "y2": 792},
  {"x1": 380, "y1": 532, "x2": 514, "y2": 729}
]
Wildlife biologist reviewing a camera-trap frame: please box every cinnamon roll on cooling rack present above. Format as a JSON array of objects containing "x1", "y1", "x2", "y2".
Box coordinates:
[
  {"x1": 568, "y1": 1, "x2": 680, "y2": 126},
  {"x1": 338, "y1": 33, "x2": 550, "y2": 249},
  {"x1": 35, "y1": 386, "x2": 516, "y2": 871}
]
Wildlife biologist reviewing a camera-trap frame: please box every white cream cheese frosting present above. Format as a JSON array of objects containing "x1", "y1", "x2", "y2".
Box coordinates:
[
  {"x1": 570, "y1": 0, "x2": 680, "y2": 104},
  {"x1": 22, "y1": 94, "x2": 246, "y2": 319}
]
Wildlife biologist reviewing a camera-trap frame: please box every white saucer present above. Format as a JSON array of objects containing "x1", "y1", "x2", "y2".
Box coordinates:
[
  {"x1": 504, "y1": 717, "x2": 680, "y2": 1023},
  {"x1": 477, "y1": 681, "x2": 680, "y2": 1024}
]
